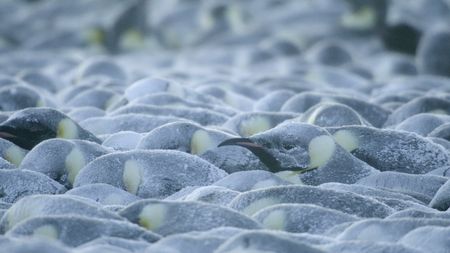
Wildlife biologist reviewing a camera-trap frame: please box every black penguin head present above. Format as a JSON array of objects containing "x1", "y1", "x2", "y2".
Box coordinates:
[
  {"x1": 0, "y1": 108, "x2": 75, "y2": 150},
  {"x1": 219, "y1": 122, "x2": 334, "y2": 173},
  {"x1": 381, "y1": 23, "x2": 421, "y2": 55},
  {"x1": 0, "y1": 119, "x2": 54, "y2": 150}
]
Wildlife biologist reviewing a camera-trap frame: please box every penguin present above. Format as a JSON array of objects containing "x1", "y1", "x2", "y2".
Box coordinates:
[
  {"x1": 0, "y1": 138, "x2": 27, "y2": 166},
  {"x1": 67, "y1": 106, "x2": 106, "y2": 122},
  {"x1": 195, "y1": 85, "x2": 255, "y2": 111},
  {"x1": 428, "y1": 123, "x2": 450, "y2": 141},
  {"x1": 0, "y1": 169, "x2": 66, "y2": 203},
  {"x1": 299, "y1": 102, "x2": 371, "y2": 127},
  {"x1": 228, "y1": 185, "x2": 393, "y2": 217},
  {"x1": 0, "y1": 84, "x2": 48, "y2": 111},
  {"x1": 281, "y1": 91, "x2": 390, "y2": 128},
  {"x1": 19, "y1": 139, "x2": 109, "y2": 188},
  {"x1": 167, "y1": 185, "x2": 239, "y2": 206},
  {"x1": 66, "y1": 88, "x2": 121, "y2": 111},
  {"x1": 109, "y1": 104, "x2": 229, "y2": 126},
  {"x1": 131, "y1": 93, "x2": 237, "y2": 116},
  {"x1": 137, "y1": 121, "x2": 235, "y2": 155},
  {"x1": 326, "y1": 125, "x2": 450, "y2": 174},
  {"x1": 5, "y1": 216, "x2": 160, "y2": 247},
  {"x1": 253, "y1": 90, "x2": 296, "y2": 112},
  {"x1": 218, "y1": 122, "x2": 377, "y2": 185},
  {"x1": 0, "y1": 194, "x2": 122, "y2": 234},
  {"x1": 304, "y1": 39, "x2": 353, "y2": 67},
  {"x1": 384, "y1": 96, "x2": 450, "y2": 127},
  {"x1": 343, "y1": 0, "x2": 422, "y2": 55},
  {"x1": 252, "y1": 203, "x2": 359, "y2": 234},
  {"x1": 417, "y1": 27, "x2": 450, "y2": 77},
  {"x1": 119, "y1": 199, "x2": 260, "y2": 236},
  {"x1": 223, "y1": 112, "x2": 298, "y2": 137},
  {"x1": 124, "y1": 77, "x2": 183, "y2": 101},
  {"x1": 214, "y1": 230, "x2": 329, "y2": 253},
  {"x1": 16, "y1": 70, "x2": 58, "y2": 94},
  {"x1": 66, "y1": 183, "x2": 141, "y2": 206},
  {"x1": 73, "y1": 150, "x2": 227, "y2": 199},
  {"x1": 145, "y1": 227, "x2": 240, "y2": 253},
  {"x1": 90, "y1": 0, "x2": 149, "y2": 53},
  {"x1": 75, "y1": 57, "x2": 127, "y2": 83},
  {"x1": 137, "y1": 120, "x2": 268, "y2": 173},
  {"x1": 394, "y1": 113, "x2": 450, "y2": 136},
  {"x1": 0, "y1": 107, "x2": 101, "y2": 150}
]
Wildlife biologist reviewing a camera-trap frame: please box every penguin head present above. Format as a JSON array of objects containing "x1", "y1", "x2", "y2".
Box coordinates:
[
  {"x1": 219, "y1": 122, "x2": 335, "y2": 173},
  {"x1": 0, "y1": 108, "x2": 87, "y2": 150}
]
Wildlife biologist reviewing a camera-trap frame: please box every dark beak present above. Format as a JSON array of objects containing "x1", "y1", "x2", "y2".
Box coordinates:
[
  {"x1": 0, "y1": 125, "x2": 17, "y2": 140},
  {"x1": 219, "y1": 138, "x2": 263, "y2": 149},
  {"x1": 218, "y1": 137, "x2": 314, "y2": 174},
  {"x1": 218, "y1": 137, "x2": 282, "y2": 172}
]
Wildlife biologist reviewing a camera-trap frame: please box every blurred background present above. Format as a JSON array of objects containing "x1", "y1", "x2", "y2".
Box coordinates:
[{"x1": 1, "y1": 0, "x2": 449, "y2": 54}]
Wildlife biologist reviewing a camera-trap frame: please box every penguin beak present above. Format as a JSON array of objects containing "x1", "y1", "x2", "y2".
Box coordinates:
[
  {"x1": 218, "y1": 138, "x2": 264, "y2": 149},
  {"x1": 0, "y1": 125, "x2": 17, "y2": 140},
  {"x1": 218, "y1": 137, "x2": 282, "y2": 172},
  {"x1": 218, "y1": 137, "x2": 312, "y2": 173}
]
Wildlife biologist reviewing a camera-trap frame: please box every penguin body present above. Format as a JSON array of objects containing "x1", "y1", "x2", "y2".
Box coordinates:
[
  {"x1": 119, "y1": 199, "x2": 260, "y2": 236},
  {"x1": 76, "y1": 236, "x2": 151, "y2": 253},
  {"x1": 66, "y1": 88, "x2": 121, "y2": 110},
  {"x1": 75, "y1": 57, "x2": 127, "y2": 83},
  {"x1": 16, "y1": 70, "x2": 58, "y2": 93},
  {"x1": 6, "y1": 216, "x2": 160, "y2": 247},
  {"x1": 124, "y1": 77, "x2": 184, "y2": 101},
  {"x1": 0, "y1": 138, "x2": 27, "y2": 166},
  {"x1": 0, "y1": 194, "x2": 122, "y2": 233},
  {"x1": 110, "y1": 104, "x2": 229, "y2": 126},
  {"x1": 252, "y1": 203, "x2": 359, "y2": 234},
  {"x1": 385, "y1": 96, "x2": 450, "y2": 127},
  {"x1": 214, "y1": 230, "x2": 327, "y2": 253},
  {"x1": 335, "y1": 218, "x2": 450, "y2": 244},
  {"x1": 67, "y1": 106, "x2": 106, "y2": 122},
  {"x1": 79, "y1": 114, "x2": 180, "y2": 135},
  {"x1": 20, "y1": 139, "x2": 109, "y2": 188},
  {"x1": 0, "y1": 169, "x2": 66, "y2": 203},
  {"x1": 394, "y1": 113, "x2": 450, "y2": 136},
  {"x1": 144, "y1": 227, "x2": 234, "y2": 253},
  {"x1": 320, "y1": 182, "x2": 423, "y2": 204},
  {"x1": 102, "y1": 131, "x2": 143, "y2": 151},
  {"x1": 0, "y1": 238, "x2": 70, "y2": 253},
  {"x1": 223, "y1": 112, "x2": 298, "y2": 137},
  {"x1": 299, "y1": 102, "x2": 370, "y2": 127},
  {"x1": 74, "y1": 150, "x2": 227, "y2": 198},
  {"x1": 429, "y1": 123, "x2": 450, "y2": 141},
  {"x1": 356, "y1": 171, "x2": 448, "y2": 203},
  {"x1": 253, "y1": 90, "x2": 296, "y2": 112},
  {"x1": 417, "y1": 28, "x2": 450, "y2": 77},
  {"x1": 195, "y1": 85, "x2": 255, "y2": 111},
  {"x1": 213, "y1": 170, "x2": 293, "y2": 192},
  {"x1": 327, "y1": 125, "x2": 450, "y2": 174},
  {"x1": 0, "y1": 84, "x2": 47, "y2": 111},
  {"x1": 137, "y1": 121, "x2": 234, "y2": 155},
  {"x1": 281, "y1": 92, "x2": 389, "y2": 127},
  {"x1": 66, "y1": 183, "x2": 141, "y2": 206},
  {"x1": 167, "y1": 185, "x2": 239, "y2": 206},
  {"x1": 131, "y1": 93, "x2": 237, "y2": 116},
  {"x1": 228, "y1": 185, "x2": 393, "y2": 217},
  {"x1": 305, "y1": 39, "x2": 353, "y2": 67}
]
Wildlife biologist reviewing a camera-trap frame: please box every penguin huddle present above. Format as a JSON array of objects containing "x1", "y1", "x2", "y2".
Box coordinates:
[{"x1": 1, "y1": 0, "x2": 450, "y2": 252}]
